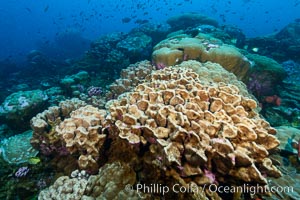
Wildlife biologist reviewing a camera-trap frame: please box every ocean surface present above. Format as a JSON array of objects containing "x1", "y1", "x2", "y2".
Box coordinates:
[{"x1": 0, "y1": 0, "x2": 300, "y2": 199}]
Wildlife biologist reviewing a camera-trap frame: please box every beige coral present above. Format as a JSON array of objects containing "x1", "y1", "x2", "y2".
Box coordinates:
[
  {"x1": 56, "y1": 105, "x2": 107, "y2": 171},
  {"x1": 39, "y1": 176, "x2": 88, "y2": 200},
  {"x1": 152, "y1": 35, "x2": 251, "y2": 80},
  {"x1": 176, "y1": 60, "x2": 257, "y2": 103},
  {"x1": 39, "y1": 162, "x2": 143, "y2": 200},
  {"x1": 106, "y1": 60, "x2": 154, "y2": 100},
  {"x1": 108, "y1": 65, "x2": 280, "y2": 188},
  {"x1": 30, "y1": 98, "x2": 87, "y2": 151},
  {"x1": 84, "y1": 162, "x2": 140, "y2": 199}
]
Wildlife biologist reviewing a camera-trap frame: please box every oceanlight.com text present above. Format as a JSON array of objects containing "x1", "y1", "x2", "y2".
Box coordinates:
[{"x1": 125, "y1": 183, "x2": 294, "y2": 197}]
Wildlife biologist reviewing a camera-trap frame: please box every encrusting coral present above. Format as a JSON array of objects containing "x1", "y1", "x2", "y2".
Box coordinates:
[
  {"x1": 107, "y1": 66, "x2": 280, "y2": 188},
  {"x1": 152, "y1": 34, "x2": 251, "y2": 80}
]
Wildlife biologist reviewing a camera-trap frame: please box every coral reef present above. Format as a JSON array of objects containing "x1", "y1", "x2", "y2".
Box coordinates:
[
  {"x1": 31, "y1": 98, "x2": 107, "y2": 173},
  {"x1": 34, "y1": 61, "x2": 282, "y2": 199},
  {"x1": 39, "y1": 162, "x2": 142, "y2": 200},
  {"x1": 260, "y1": 60, "x2": 300, "y2": 127},
  {"x1": 84, "y1": 162, "x2": 141, "y2": 199},
  {"x1": 267, "y1": 166, "x2": 300, "y2": 200},
  {"x1": 0, "y1": 124, "x2": 14, "y2": 140},
  {"x1": 131, "y1": 22, "x2": 171, "y2": 44},
  {"x1": 116, "y1": 32, "x2": 152, "y2": 62},
  {"x1": 0, "y1": 130, "x2": 38, "y2": 164},
  {"x1": 152, "y1": 34, "x2": 251, "y2": 80},
  {"x1": 107, "y1": 66, "x2": 280, "y2": 191},
  {"x1": 275, "y1": 126, "x2": 300, "y2": 156},
  {"x1": 246, "y1": 19, "x2": 300, "y2": 62},
  {"x1": 279, "y1": 60, "x2": 300, "y2": 111},
  {"x1": 0, "y1": 90, "x2": 48, "y2": 131},
  {"x1": 245, "y1": 53, "x2": 286, "y2": 97},
  {"x1": 60, "y1": 71, "x2": 90, "y2": 97},
  {"x1": 87, "y1": 86, "x2": 102, "y2": 97},
  {"x1": 15, "y1": 166, "x2": 30, "y2": 178},
  {"x1": 87, "y1": 32, "x2": 127, "y2": 61},
  {"x1": 282, "y1": 60, "x2": 300, "y2": 85},
  {"x1": 75, "y1": 30, "x2": 154, "y2": 78},
  {"x1": 3, "y1": 12, "x2": 300, "y2": 200},
  {"x1": 26, "y1": 50, "x2": 55, "y2": 76},
  {"x1": 184, "y1": 24, "x2": 246, "y2": 49},
  {"x1": 44, "y1": 87, "x2": 65, "y2": 106}
]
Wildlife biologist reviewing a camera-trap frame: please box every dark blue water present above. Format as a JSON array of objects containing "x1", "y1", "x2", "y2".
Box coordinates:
[{"x1": 0, "y1": 0, "x2": 300, "y2": 63}]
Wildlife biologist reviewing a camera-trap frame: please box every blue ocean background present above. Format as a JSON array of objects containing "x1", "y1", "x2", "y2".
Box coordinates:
[{"x1": 1, "y1": 0, "x2": 300, "y2": 63}]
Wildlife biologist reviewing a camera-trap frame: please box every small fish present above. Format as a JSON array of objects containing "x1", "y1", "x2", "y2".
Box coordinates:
[
  {"x1": 122, "y1": 17, "x2": 131, "y2": 23},
  {"x1": 252, "y1": 47, "x2": 259, "y2": 52},
  {"x1": 25, "y1": 8, "x2": 32, "y2": 13},
  {"x1": 44, "y1": 5, "x2": 49, "y2": 12},
  {"x1": 28, "y1": 157, "x2": 41, "y2": 165}
]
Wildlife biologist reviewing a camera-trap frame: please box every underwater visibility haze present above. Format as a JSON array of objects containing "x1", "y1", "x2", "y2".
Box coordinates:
[
  {"x1": 1, "y1": 0, "x2": 300, "y2": 61},
  {"x1": 0, "y1": 0, "x2": 300, "y2": 199}
]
